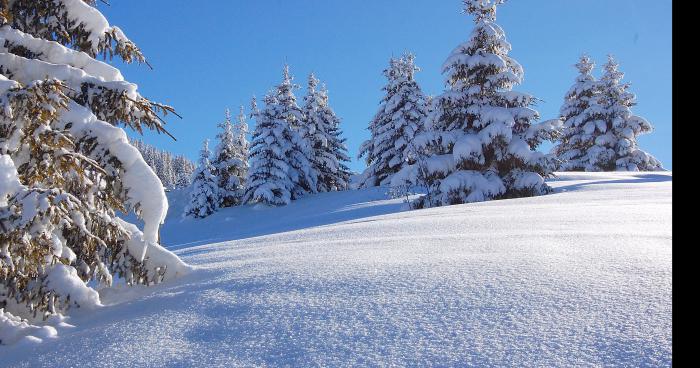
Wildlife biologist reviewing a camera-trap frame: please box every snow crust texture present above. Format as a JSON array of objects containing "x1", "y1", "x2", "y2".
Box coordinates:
[{"x1": 1, "y1": 172, "x2": 672, "y2": 367}]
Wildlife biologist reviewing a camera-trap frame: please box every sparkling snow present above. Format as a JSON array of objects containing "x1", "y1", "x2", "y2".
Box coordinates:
[{"x1": 1, "y1": 172, "x2": 672, "y2": 367}]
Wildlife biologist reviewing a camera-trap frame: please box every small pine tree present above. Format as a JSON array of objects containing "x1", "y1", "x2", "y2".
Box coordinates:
[
  {"x1": 185, "y1": 140, "x2": 220, "y2": 218},
  {"x1": 585, "y1": 55, "x2": 664, "y2": 171},
  {"x1": 212, "y1": 109, "x2": 246, "y2": 207},
  {"x1": 302, "y1": 74, "x2": 351, "y2": 192},
  {"x1": 552, "y1": 55, "x2": 602, "y2": 171},
  {"x1": 358, "y1": 53, "x2": 428, "y2": 188},
  {"x1": 411, "y1": 0, "x2": 558, "y2": 207}
]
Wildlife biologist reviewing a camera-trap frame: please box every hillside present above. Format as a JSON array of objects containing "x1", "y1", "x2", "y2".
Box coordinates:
[{"x1": 1, "y1": 172, "x2": 672, "y2": 367}]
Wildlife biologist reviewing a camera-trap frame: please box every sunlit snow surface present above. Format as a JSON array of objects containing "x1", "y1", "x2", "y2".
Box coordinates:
[{"x1": 2, "y1": 172, "x2": 672, "y2": 367}]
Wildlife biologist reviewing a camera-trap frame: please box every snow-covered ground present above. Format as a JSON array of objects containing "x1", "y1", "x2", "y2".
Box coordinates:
[{"x1": 1, "y1": 172, "x2": 672, "y2": 367}]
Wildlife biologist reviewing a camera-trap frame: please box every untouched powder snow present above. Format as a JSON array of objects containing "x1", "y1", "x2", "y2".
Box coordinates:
[{"x1": 1, "y1": 172, "x2": 672, "y2": 367}]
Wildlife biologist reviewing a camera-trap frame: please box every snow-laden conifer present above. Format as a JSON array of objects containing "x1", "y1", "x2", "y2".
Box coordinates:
[
  {"x1": 302, "y1": 74, "x2": 351, "y2": 192},
  {"x1": 245, "y1": 66, "x2": 318, "y2": 205},
  {"x1": 404, "y1": 0, "x2": 559, "y2": 207},
  {"x1": 0, "y1": 0, "x2": 189, "y2": 320},
  {"x1": 551, "y1": 55, "x2": 600, "y2": 171},
  {"x1": 185, "y1": 140, "x2": 219, "y2": 218},
  {"x1": 276, "y1": 66, "x2": 317, "y2": 199},
  {"x1": 584, "y1": 56, "x2": 664, "y2": 171},
  {"x1": 358, "y1": 53, "x2": 429, "y2": 188},
  {"x1": 213, "y1": 109, "x2": 247, "y2": 207},
  {"x1": 244, "y1": 92, "x2": 295, "y2": 206}
]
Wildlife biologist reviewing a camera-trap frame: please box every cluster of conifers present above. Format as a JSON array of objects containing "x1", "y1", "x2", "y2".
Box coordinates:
[
  {"x1": 185, "y1": 0, "x2": 663, "y2": 217},
  {"x1": 184, "y1": 69, "x2": 351, "y2": 218}
]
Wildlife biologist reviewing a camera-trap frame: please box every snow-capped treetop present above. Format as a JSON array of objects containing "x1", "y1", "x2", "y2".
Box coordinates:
[
  {"x1": 214, "y1": 109, "x2": 236, "y2": 164},
  {"x1": 234, "y1": 106, "x2": 250, "y2": 151},
  {"x1": 464, "y1": 0, "x2": 505, "y2": 22},
  {"x1": 250, "y1": 95, "x2": 259, "y2": 119},
  {"x1": 277, "y1": 65, "x2": 304, "y2": 127}
]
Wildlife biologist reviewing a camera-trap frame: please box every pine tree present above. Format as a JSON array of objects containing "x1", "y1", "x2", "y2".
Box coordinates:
[
  {"x1": 320, "y1": 85, "x2": 352, "y2": 191},
  {"x1": 302, "y1": 74, "x2": 351, "y2": 192},
  {"x1": 212, "y1": 109, "x2": 244, "y2": 207},
  {"x1": 585, "y1": 55, "x2": 663, "y2": 171},
  {"x1": 0, "y1": 0, "x2": 188, "y2": 320},
  {"x1": 275, "y1": 65, "x2": 317, "y2": 199},
  {"x1": 185, "y1": 140, "x2": 219, "y2": 218},
  {"x1": 358, "y1": 53, "x2": 428, "y2": 188},
  {"x1": 232, "y1": 105, "x2": 250, "y2": 188},
  {"x1": 243, "y1": 93, "x2": 295, "y2": 206},
  {"x1": 411, "y1": 0, "x2": 558, "y2": 208},
  {"x1": 552, "y1": 55, "x2": 601, "y2": 171}
]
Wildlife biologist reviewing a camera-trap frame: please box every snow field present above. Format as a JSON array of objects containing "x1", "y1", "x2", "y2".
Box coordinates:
[{"x1": 1, "y1": 172, "x2": 672, "y2": 367}]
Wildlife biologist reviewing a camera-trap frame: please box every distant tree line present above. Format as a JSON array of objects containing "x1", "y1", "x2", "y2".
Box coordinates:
[{"x1": 131, "y1": 139, "x2": 197, "y2": 190}]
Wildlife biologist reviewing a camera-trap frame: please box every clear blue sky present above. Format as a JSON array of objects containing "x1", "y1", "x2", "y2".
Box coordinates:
[{"x1": 103, "y1": 0, "x2": 672, "y2": 171}]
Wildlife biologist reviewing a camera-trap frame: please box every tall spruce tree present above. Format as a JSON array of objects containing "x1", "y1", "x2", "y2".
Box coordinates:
[
  {"x1": 585, "y1": 55, "x2": 663, "y2": 171},
  {"x1": 276, "y1": 65, "x2": 317, "y2": 199},
  {"x1": 244, "y1": 66, "x2": 318, "y2": 205},
  {"x1": 244, "y1": 93, "x2": 295, "y2": 205},
  {"x1": 552, "y1": 55, "x2": 601, "y2": 171},
  {"x1": 0, "y1": 0, "x2": 188, "y2": 320},
  {"x1": 411, "y1": 0, "x2": 558, "y2": 207},
  {"x1": 213, "y1": 109, "x2": 246, "y2": 207},
  {"x1": 320, "y1": 85, "x2": 352, "y2": 191},
  {"x1": 185, "y1": 140, "x2": 219, "y2": 218},
  {"x1": 302, "y1": 74, "x2": 351, "y2": 192},
  {"x1": 358, "y1": 53, "x2": 429, "y2": 188},
  {"x1": 232, "y1": 105, "x2": 250, "y2": 192}
]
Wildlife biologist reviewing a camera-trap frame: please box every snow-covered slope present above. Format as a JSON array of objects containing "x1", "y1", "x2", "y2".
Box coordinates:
[{"x1": 1, "y1": 172, "x2": 672, "y2": 367}]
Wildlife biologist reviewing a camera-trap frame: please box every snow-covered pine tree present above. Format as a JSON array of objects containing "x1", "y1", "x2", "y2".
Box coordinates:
[
  {"x1": 212, "y1": 109, "x2": 245, "y2": 207},
  {"x1": 243, "y1": 93, "x2": 295, "y2": 206},
  {"x1": 232, "y1": 105, "x2": 250, "y2": 183},
  {"x1": 0, "y1": 0, "x2": 188, "y2": 320},
  {"x1": 319, "y1": 84, "x2": 352, "y2": 191},
  {"x1": 184, "y1": 140, "x2": 219, "y2": 218},
  {"x1": 408, "y1": 0, "x2": 558, "y2": 208},
  {"x1": 275, "y1": 65, "x2": 317, "y2": 199},
  {"x1": 302, "y1": 74, "x2": 351, "y2": 192},
  {"x1": 551, "y1": 55, "x2": 601, "y2": 171},
  {"x1": 584, "y1": 55, "x2": 664, "y2": 171},
  {"x1": 358, "y1": 53, "x2": 429, "y2": 188}
]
